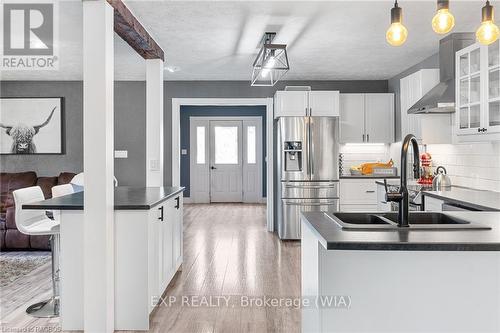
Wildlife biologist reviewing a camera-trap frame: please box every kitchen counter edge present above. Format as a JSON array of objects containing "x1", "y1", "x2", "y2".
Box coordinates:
[
  {"x1": 301, "y1": 211, "x2": 500, "y2": 251},
  {"x1": 23, "y1": 187, "x2": 185, "y2": 211}
]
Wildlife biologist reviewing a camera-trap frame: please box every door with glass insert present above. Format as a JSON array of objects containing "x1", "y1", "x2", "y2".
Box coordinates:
[{"x1": 209, "y1": 120, "x2": 243, "y2": 202}]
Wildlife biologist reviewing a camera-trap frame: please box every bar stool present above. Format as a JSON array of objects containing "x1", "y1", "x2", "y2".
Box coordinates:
[
  {"x1": 51, "y1": 184, "x2": 75, "y2": 198},
  {"x1": 13, "y1": 186, "x2": 61, "y2": 318}
]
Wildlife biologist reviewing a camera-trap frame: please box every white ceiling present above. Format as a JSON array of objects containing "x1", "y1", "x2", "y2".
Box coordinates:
[{"x1": 0, "y1": 1, "x2": 488, "y2": 81}]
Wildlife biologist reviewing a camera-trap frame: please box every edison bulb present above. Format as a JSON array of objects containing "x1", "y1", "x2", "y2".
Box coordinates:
[
  {"x1": 476, "y1": 20, "x2": 500, "y2": 45},
  {"x1": 432, "y1": 9, "x2": 455, "y2": 34},
  {"x1": 386, "y1": 22, "x2": 408, "y2": 46}
]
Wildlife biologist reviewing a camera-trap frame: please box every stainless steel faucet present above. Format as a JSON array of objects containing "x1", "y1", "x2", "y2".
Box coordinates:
[{"x1": 384, "y1": 134, "x2": 420, "y2": 227}]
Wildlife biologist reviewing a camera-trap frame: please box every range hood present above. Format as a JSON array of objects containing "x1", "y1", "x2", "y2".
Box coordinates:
[{"x1": 408, "y1": 33, "x2": 475, "y2": 114}]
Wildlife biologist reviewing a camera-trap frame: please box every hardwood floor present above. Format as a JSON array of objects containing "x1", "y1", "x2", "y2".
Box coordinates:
[{"x1": 0, "y1": 203, "x2": 301, "y2": 332}]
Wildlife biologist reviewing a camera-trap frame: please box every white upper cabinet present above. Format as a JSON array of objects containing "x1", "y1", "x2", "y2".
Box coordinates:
[
  {"x1": 274, "y1": 90, "x2": 339, "y2": 117},
  {"x1": 339, "y1": 93, "x2": 394, "y2": 143},
  {"x1": 365, "y1": 93, "x2": 394, "y2": 143},
  {"x1": 309, "y1": 91, "x2": 340, "y2": 116},
  {"x1": 400, "y1": 69, "x2": 452, "y2": 144},
  {"x1": 274, "y1": 91, "x2": 308, "y2": 117},
  {"x1": 455, "y1": 42, "x2": 500, "y2": 141},
  {"x1": 339, "y1": 93, "x2": 365, "y2": 143}
]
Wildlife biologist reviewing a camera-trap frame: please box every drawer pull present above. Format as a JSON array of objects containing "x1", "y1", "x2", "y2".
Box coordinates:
[
  {"x1": 365, "y1": 190, "x2": 375, "y2": 193},
  {"x1": 158, "y1": 206, "x2": 164, "y2": 221}
]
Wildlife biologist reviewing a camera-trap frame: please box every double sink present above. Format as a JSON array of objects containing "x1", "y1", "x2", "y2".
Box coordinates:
[{"x1": 326, "y1": 212, "x2": 491, "y2": 231}]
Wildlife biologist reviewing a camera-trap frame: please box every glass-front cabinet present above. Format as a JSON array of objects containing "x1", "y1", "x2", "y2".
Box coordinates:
[
  {"x1": 456, "y1": 42, "x2": 500, "y2": 136},
  {"x1": 487, "y1": 40, "x2": 500, "y2": 131}
]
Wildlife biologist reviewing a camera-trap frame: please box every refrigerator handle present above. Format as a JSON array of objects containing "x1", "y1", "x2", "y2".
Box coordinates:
[{"x1": 309, "y1": 117, "x2": 314, "y2": 178}]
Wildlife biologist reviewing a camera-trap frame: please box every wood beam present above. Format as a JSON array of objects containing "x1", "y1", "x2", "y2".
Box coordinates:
[{"x1": 106, "y1": 0, "x2": 165, "y2": 61}]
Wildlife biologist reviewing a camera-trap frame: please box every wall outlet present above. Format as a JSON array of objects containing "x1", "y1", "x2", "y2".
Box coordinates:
[
  {"x1": 114, "y1": 150, "x2": 128, "y2": 158},
  {"x1": 181, "y1": 149, "x2": 188, "y2": 155},
  {"x1": 150, "y1": 159, "x2": 160, "y2": 171}
]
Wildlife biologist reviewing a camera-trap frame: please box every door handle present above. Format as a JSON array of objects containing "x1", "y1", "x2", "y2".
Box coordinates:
[
  {"x1": 158, "y1": 206, "x2": 164, "y2": 221},
  {"x1": 175, "y1": 197, "x2": 180, "y2": 209},
  {"x1": 362, "y1": 134, "x2": 365, "y2": 142},
  {"x1": 210, "y1": 166, "x2": 217, "y2": 170},
  {"x1": 284, "y1": 184, "x2": 337, "y2": 189},
  {"x1": 367, "y1": 134, "x2": 370, "y2": 142},
  {"x1": 283, "y1": 201, "x2": 338, "y2": 206}
]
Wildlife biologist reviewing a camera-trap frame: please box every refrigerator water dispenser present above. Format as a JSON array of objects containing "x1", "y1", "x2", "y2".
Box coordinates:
[{"x1": 284, "y1": 141, "x2": 302, "y2": 171}]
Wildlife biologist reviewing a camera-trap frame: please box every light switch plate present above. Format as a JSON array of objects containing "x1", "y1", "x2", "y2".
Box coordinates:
[
  {"x1": 114, "y1": 150, "x2": 128, "y2": 158},
  {"x1": 150, "y1": 159, "x2": 160, "y2": 171},
  {"x1": 181, "y1": 149, "x2": 188, "y2": 155}
]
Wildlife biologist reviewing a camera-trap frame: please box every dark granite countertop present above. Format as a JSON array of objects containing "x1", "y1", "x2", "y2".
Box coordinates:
[
  {"x1": 422, "y1": 187, "x2": 500, "y2": 211},
  {"x1": 340, "y1": 175, "x2": 399, "y2": 179},
  {"x1": 301, "y1": 211, "x2": 500, "y2": 251},
  {"x1": 23, "y1": 186, "x2": 185, "y2": 210}
]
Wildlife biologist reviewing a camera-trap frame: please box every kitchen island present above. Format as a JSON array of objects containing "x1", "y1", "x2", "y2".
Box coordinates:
[
  {"x1": 301, "y1": 211, "x2": 500, "y2": 332},
  {"x1": 24, "y1": 187, "x2": 184, "y2": 331}
]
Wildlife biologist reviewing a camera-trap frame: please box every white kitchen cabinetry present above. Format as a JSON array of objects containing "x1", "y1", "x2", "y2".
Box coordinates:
[
  {"x1": 339, "y1": 94, "x2": 365, "y2": 143},
  {"x1": 455, "y1": 42, "x2": 500, "y2": 141},
  {"x1": 274, "y1": 90, "x2": 339, "y2": 118},
  {"x1": 339, "y1": 93, "x2": 394, "y2": 143},
  {"x1": 115, "y1": 194, "x2": 184, "y2": 330},
  {"x1": 400, "y1": 69, "x2": 453, "y2": 144},
  {"x1": 340, "y1": 179, "x2": 378, "y2": 211},
  {"x1": 424, "y1": 196, "x2": 444, "y2": 212}
]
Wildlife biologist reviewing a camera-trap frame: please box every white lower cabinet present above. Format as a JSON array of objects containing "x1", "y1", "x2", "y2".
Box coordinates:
[
  {"x1": 424, "y1": 196, "x2": 444, "y2": 212},
  {"x1": 115, "y1": 194, "x2": 183, "y2": 331},
  {"x1": 340, "y1": 179, "x2": 378, "y2": 211}
]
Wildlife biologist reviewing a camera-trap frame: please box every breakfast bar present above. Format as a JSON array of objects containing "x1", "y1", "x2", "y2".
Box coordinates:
[{"x1": 23, "y1": 187, "x2": 185, "y2": 331}]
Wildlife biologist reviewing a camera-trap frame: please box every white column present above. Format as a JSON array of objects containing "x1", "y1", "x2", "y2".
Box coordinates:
[
  {"x1": 82, "y1": 1, "x2": 115, "y2": 332},
  {"x1": 146, "y1": 59, "x2": 164, "y2": 186}
]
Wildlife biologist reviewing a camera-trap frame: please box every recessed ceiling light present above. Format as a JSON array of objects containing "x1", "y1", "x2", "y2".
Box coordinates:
[{"x1": 164, "y1": 66, "x2": 180, "y2": 73}]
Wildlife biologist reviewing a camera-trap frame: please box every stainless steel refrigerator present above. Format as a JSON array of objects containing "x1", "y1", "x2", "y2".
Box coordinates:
[{"x1": 277, "y1": 117, "x2": 340, "y2": 240}]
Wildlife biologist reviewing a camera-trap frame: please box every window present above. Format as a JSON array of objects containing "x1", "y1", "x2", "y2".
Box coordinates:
[
  {"x1": 247, "y1": 126, "x2": 256, "y2": 164},
  {"x1": 196, "y1": 126, "x2": 205, "y2": 164},
  {"x1": 214, "y1": 126, "x2": 238, "y2": 164}
]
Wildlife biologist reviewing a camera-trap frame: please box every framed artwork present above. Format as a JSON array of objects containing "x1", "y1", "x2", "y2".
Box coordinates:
[{"x1": 0, "y1": 97, "x2": 64, "y2": 155}]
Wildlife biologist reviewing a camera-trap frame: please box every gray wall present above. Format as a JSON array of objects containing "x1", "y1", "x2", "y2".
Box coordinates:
[
  {"x1": 1, "y1": 81, "x2": 147, "y2": 186},
  {"x1": 1, "y1": 81, "x2": 84, "y2": 176},
  {"x1": 1, "y1": 80, "x2": 388, "y2": 186},
  {"x1": 387, "y1": 54, "x2": 439, "y2": 142}
]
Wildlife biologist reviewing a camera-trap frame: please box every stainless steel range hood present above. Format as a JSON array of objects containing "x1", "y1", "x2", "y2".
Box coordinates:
[{"x1": 408, "y1": 33, "x2": 475, "y2": 114}]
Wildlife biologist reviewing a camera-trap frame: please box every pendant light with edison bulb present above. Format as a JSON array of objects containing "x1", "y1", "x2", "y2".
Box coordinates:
[
  {"x1": 386, "y1": 0, "x2": 408, "y2": 46},
  {"x1": 432, "y1": 0, "x2": 455, "y2": 34},
  {"x1": 476, "y1": 1, "x2": 500, "y2": 45}
]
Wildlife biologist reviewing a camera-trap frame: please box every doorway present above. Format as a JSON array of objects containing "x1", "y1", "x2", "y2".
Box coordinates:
[
  {"x1": 190, "y1": 117, "x2": 262, "y2": 203},
  {"x1": 172, "y1": 98, "x2": 274, "y2": 232}
]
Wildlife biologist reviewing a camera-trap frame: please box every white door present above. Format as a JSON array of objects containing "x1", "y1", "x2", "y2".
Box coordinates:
[
  {"x1": 242, "y1": 119, "x2": 262, "y2": 202},
  {"x1": 274, "y1": 91, "x2": 308, "y2": 117},
  {"x1": 340, "y1": 93, "x2": 365, "y2": 143},
  {"x1": 309, "y1": 91, "x2": 340, "y2": 116},
  {"x1": 189, "y1": 118, "x2": 210, "y2": 202},
  {"x1": 364, "y1": 93, "x2": 394, "y2": 143},
  {"x1": 209, "y1": 120, "x2": 243, "y2": 202}
]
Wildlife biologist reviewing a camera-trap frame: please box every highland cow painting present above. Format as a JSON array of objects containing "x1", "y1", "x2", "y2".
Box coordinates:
[{"x1": 0, "y1": 98, "x2": 63, "y2": 154}]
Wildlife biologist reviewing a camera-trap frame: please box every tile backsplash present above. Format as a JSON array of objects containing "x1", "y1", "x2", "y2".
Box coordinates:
[
  {"x1": 425, "y1": 143, "x2": 500, "y2": 192},
  {"x1": 339, "y1": 144, "x2": 391, "y2": 176}
]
